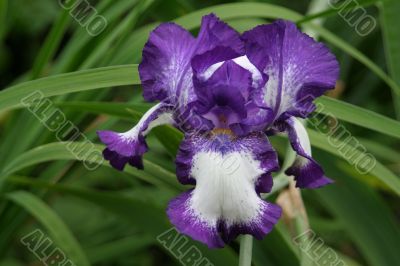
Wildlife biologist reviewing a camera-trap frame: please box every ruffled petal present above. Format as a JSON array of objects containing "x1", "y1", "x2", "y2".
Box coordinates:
[
  {"x1": 97, "y1": 103, "x2": 174, "y2": 170},
  {"x1": 139, "y1": 23, "x2": 196, "y2": 103},
  {"x1": 192, "y1": 46, "x2": 273, "y2": 136},
  {"x1": 283, "y1": 117, "x2": 333, "y2": 188},
  {"x1": 195, "y1": 13, "x2": 244, "y2": 56},
  {"x1": 193, "y1": 60, "x2": 251, "y2": 129},
  {"x1": 242, "y1": 20, "x2": 339, "y2": 122},
  {"x1": 170, "y1": 132, "x2": 281, "y2": 248},
  {"x1": 103, "y1": 148, "x2": 143, "y2": 171},
  {"x1": 191, "y1": 46, "x2": 241, "y2": 82},
  {"x1": 191, "y1": 50, "x2": 272, "y2": 135},
  {"x1": 167, "y1": 190, "x2": 225, "y2": 248},
  {"x1": 139, "y1": 13, "x2": 244, "y2": 109}
]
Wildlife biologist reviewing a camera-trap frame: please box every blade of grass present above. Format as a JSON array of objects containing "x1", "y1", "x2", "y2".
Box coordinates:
[
  {"x1": 1, "y1": 142, "x2": 181, "y2": 191},
  {"x1": 0, "y1": 0, "x2": 7, "y2": 43},
  {"x1": 360, "y1": 138, "x2": 400, "y2": 162},
  {"x1": 85, "y1": 235, "x2": 154, "y2": 264},
  {"x1": 306, "y1": 129, "x2": 400, "y2": 195},
  {"x1": 297, "y1": 0, "x2": 378, "y2": 24},
  {"x1": 80, "y1": 0, "x2": 155, "y2": 69},
  {"x1": 51, "y1": 0, "x2": 136, "y2": 74},
  {"x1": 313, "y1": 155, "x2": 400, "y2": 266},
  {"x1": 380, "y1": 0, "x2": 400, "y2": 118},
  {"x1": 30, "y1": 7, "x2": 71, "y2": 79},
  {"x1": 317, "y1": 96, "x2": 400, "y2": 139},
  {"x1": 0, "y1": 65, "x2": 139, "y2": 112},
  {"x1": 6, "y1": 191, "x2": 90, "y2": 266},
  {"x1": 56, "y1": 101, "x2": 152, "y2": 120}
]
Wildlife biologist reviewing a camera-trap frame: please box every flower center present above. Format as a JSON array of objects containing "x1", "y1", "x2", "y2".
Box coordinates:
[
  {"x1": 208, "y1": 128, "x2": 236, "y2": 153},
  {"x1": 211, "y1": 128, "x2": 235, "y2": 137}
]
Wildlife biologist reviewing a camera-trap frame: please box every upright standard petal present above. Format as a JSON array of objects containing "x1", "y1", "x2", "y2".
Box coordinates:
[
  {"x1": 191, "y1": 50, "x2": 272, "y2": 135},
  {"x1": 139, "y1": 14, "x2": 244, "y2": 110},
  {"x1": 139, "y1": 23, "x2": 196, "y2": 103},
  {"x1": 170, "y1": 132, "x2": 281, "y2": 248},
  {"x1": 97, "y1": 103, "x2": 174, "y2": 170},
  {"x1": 282, "y1": 117, "x2": 333, "y2": 188},
  {"x1": 195, "y1": 13, "x2": 244, "y2": 55},
  {"x1": 192, "y1": 60, "x2": 251, "y2": 129},
  {"x1": 242, "y1": 20, "x2": 339, "y2": 122}
]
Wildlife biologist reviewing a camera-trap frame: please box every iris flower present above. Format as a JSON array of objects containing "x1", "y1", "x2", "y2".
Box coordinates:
[{"x1": 97, "y1": 14, "x2": 339, "y2": 248}]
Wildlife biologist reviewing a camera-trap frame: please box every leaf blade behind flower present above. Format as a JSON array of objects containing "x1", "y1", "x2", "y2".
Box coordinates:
[{"x1": 6, "y1": 191, "x2": 90, "y2": 266}]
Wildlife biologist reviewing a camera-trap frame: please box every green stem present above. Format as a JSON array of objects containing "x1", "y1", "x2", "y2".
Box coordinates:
[{"x1": 238, "y1": 235, "x2": 253, "y2": 266}]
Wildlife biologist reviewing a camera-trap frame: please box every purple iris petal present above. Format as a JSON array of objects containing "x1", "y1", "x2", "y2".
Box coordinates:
[
  {"x1": 191, "y1": 53, "x2": 273, "y2": 135},
  {"x1": 242, "y1": 20, "x2": 339, "y2": 122},
  {"x1": 97, "y1": 103, "x2": 173, "y2": 171},
  {"x1": 193, "y1": 60, "x2": 251, "y2": 129},
  {"x1": 139, "y1": 23, "x2": 195, "y2": 103},
  {"x1": 229, "y1": 103, "x2": 273, "y2": 136},
  {"x1": 175, "y1": 136, "x2": 197, "y2": 185},
  {"x1": 103, "y1": 148, "x2": 144, "y2": 171},
  {"x1": 168, "y1": 189, "x2": 281, "y2": 248},
  {"x1": 167, "y1": 190, "x2": 225, "y2": 248},
  {"x1": 195, "y1": 14, "x2": 244, "y2": 56},
  {"x1": 98, "y1": 130, "x2": 147, "y2": 157},
  {"x1": 171, "y1": 132, "x2": 281, "y2": 247},
  {"x1": 98, "y1": 132, "x2": 147, "y2": 171},
  {"x1": 191, "y1": 46, "x2": 241, "y2": 82},
  {"x1": 283, "y1": 117, "x2": 333, "y2": 188},
  {"x1": 139, "y1": 13, "x2": 243, "y2": 108},
  {"x1": 219, "y1": 202, "x2": 281, "y2": 243}
]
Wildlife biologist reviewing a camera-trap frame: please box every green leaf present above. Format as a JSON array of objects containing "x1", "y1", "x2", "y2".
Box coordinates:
[
  {"x1": 0, "y1": 65, "x2": 139, "y2": 112},
  {"x1": 306, "y1": 129, "x2": 400, "y2": 195},
  {"x1": 85, "y1": 235, "x2": 154, "y2": 264},
  {"x1": 56, "y1": 101, "x2": 152, "y2": 120},
  {"x1": 312, "y1": 153, "x2": 400, "y2": 266},
  {"x1": 6, "y1": 191, "x2": 90, "y2": 266},
  {"x1": 30, "y1": 8, "x2": 70, "y2": 79},
  {"x1": 317, "y1": 96, "x2": 400, "y2": 139},
  {"x1": 1, "y1": 142, "x2": 181, "y2": 191},
  {"x1": 52, "y1": 0, "x2": 137, "y2": 73},
  {"x1": 226, "y1": 18, "x2": 267, "y2": 33},
  {"x1": 360, "y1": 138, "x2": 400, "y2": 162},
  {"x1": 0, "y1": 0, "x2": 8, "y2": 42},
  {"x1": 152, "y1": 126, "x2": 183, "y2": 157},
  {"x1": 380, "y1": 0, "x2": 400, "y2": 118},
  {"x1": 297, "y1": 0, "x2": 377, "y2": 24},
  {"x1": 80, "y1": 0, "x2": 155, "y2": 69}
]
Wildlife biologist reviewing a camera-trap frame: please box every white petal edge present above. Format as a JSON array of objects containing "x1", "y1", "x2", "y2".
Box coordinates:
[
  {"x1": 121, "y1": 103, "x2": 174, "y2": 140},
  {"x1": 202, "y1": 55, "x2": 263, "y2": 87},
  {"x1": 290, "y1": 117, "x2": 312, "y2": 155}
]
